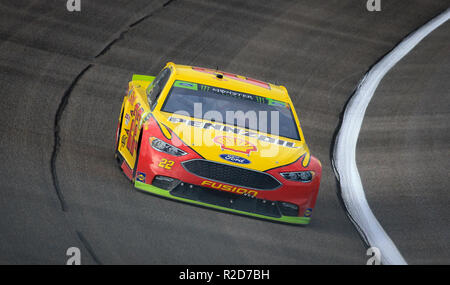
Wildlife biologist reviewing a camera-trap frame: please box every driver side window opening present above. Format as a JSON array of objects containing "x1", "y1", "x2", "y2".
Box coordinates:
[{"x1": 147, "y1": 67, "x2": 172, "y2": 110}]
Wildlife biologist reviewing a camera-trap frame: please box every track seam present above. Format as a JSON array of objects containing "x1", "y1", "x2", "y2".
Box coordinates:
[
  {"x1": 95, "y1": 0, "x2": 177, "y2": 59},
  {"x1": 50, "y1": 0, "x2": 176, "y2": 214},
  {"x1": 76, "y1": 231, "x2": 103, "y2": 265},
  {"x1": 49, "y1": 0, "x2": 177, "y2": 263},
  {"x1": 50, "y1": 0, "x2": 175, "y2": 265},
  {"x1": 51, "y1": 64, "x2": 93, "y2": 212}
]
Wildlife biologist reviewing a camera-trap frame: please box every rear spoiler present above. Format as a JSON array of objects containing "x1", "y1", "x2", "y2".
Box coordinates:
[{"x1": 132, "y1": 74, "x2": 155, "y2": 82}]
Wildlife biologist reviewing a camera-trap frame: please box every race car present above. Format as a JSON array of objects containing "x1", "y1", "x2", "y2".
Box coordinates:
[{"x1": 115, "y1": 62, "x2": 322, "y2": 225}]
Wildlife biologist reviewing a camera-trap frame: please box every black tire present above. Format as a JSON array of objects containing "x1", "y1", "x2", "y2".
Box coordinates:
[
  {"x1": 132, "y1": 129, "x2": 143, "y2": 181},
  {"x1": 115, "y1": 107, "x2": 125, "y2": 154}
]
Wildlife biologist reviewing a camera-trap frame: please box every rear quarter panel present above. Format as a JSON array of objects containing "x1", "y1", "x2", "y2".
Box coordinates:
[{"x1": 117, "y1": 78, "x2": 153, "y2": 169}]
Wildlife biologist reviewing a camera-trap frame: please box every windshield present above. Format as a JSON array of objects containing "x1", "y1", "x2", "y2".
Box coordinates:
[{"x1": 161, "y1": 80, "x2": 300, "y2": 140}]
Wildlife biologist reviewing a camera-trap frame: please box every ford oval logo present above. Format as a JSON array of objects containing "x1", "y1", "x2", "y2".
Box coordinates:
[{"x1": 219, "y1": 154, "x2": 251, "y2": 164}]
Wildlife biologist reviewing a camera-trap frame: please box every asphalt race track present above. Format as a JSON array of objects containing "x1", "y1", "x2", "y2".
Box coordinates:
[
  {"x1": 0, "y1": 0, "x2": 448, "y2": 264},
  {"x1": 357, "y1": 19, "x2": 450, "y2": 264}
]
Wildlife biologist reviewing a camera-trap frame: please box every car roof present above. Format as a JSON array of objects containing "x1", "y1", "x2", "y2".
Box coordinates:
[{"x1": 166, "y1": 62, "x2": 291, "y2": 102}]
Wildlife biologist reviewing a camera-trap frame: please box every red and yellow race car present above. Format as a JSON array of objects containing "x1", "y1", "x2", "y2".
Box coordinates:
[{"x1": 115, "y1": 62, "x2": 321, "y2": 225}]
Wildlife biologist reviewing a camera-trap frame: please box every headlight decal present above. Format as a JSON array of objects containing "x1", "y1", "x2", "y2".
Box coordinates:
[
  {"x1": 280, "y1": 171, "x2": 315, "y2": 183},
  {"x1": 150, "y1": 137, "x2": 187, "y2": 156}
]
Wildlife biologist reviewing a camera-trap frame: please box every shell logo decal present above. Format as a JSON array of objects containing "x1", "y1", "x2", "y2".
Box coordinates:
[{"x1": 213, "y1": 136, "x2": 257, "y2": 155}]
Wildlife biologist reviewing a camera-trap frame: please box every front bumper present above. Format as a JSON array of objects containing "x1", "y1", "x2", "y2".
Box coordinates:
[{"x1": 134, "y1": 180, "x2": 311, "y2": 225}]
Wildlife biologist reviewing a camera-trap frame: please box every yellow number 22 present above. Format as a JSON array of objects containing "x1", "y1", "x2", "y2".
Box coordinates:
[{"x1": 158, "y1": 158, "x2": 174, "y2": 170}]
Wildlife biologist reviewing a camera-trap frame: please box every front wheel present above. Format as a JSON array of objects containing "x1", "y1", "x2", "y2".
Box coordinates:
[{"x1": 132, "y1": 130, "x2": 143, "y2": 182}]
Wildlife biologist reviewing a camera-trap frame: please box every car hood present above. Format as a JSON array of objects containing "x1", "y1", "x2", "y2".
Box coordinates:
[{"x1": 154, "y1": 112, "x2": 309, "y2": 172}]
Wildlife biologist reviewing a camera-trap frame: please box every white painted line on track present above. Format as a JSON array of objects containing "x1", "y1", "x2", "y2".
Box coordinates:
[{"x1": 332, "y1": 8, "x2": 450, "y2": 265}]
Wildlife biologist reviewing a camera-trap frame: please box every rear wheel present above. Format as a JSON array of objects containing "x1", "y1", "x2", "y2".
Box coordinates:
[{"x1": 114, "y1": 107, "x2": 125, "y2": 158}]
